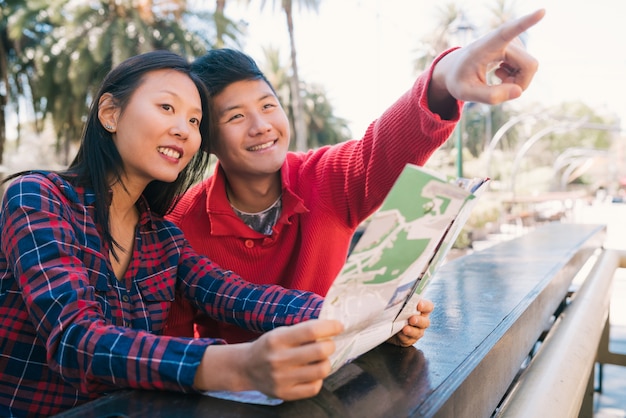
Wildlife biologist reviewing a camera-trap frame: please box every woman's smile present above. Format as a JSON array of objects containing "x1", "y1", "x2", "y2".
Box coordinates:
[{"x1": 158, "y1": 146, "x2": 183, "y2": 160}]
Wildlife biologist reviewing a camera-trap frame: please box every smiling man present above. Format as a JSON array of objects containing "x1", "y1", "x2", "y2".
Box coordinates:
[{"x1": 164, "y1": 9, "x2": 544, "y2": 344}]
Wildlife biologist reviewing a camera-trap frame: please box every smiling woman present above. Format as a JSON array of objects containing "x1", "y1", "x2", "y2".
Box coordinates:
[
  {"x1": 0, "y1": 50, "x2": 346, "y2": 417},
  {"x1": 101, "y1": 68, "x2": 203, "y2": 187}
]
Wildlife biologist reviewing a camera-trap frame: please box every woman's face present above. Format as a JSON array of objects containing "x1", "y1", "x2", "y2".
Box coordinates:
[
  {"x1": 211, "y1": 79, "x2": 290, "y2": 181},
  {"x1": 112, "y1": 69, "x2": 203, "y2": 188}
]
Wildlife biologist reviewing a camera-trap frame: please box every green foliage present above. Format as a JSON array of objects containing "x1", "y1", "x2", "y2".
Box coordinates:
[
  {"x1": 260, "y1": 46, "x2": 350, "y2": 149},
  {"x1": 453, "y1": 201, "x2": 501, "y2": 250},
  {"x1": 544, "y1": 101, "x2": 615, "y2": 152},
  {"x1": 8, "y1": 0, "x2": 215, "y2": 164},
  {"x1": 2, "y1": 0, "x2": 59, "y2": 153},
  {"x1": 301, "y1": 82, "x2": 351, "y2": 148},
  {"x1": 3, "y1": 0, "x2": 352, "y2": 166},
  {"x1": 412, "y1": 3, "x2": 461, "y2": 74}
]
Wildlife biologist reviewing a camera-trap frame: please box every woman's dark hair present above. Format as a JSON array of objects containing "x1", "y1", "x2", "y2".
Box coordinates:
[{"x1": 4, "y1": 50, "x2": 211, "y2": 255}]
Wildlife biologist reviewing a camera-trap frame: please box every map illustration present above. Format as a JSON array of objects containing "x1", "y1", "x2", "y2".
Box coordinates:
[
  {"x1": 320, "y1": 164, "x2": 488, "y2": 373},
  {"x1": 202, "y1": 164, "x2": 488, "y2": 404}
]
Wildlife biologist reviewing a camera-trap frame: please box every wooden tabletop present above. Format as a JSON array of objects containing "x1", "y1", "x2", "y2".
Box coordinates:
[{"x1": 53, "y1": 222, "x2": 606, "y2": 418}]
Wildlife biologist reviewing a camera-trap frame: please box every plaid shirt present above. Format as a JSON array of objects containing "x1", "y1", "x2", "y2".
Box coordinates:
[{"x1": 0, "y1": 172, "x2": 322, "y2": 417}]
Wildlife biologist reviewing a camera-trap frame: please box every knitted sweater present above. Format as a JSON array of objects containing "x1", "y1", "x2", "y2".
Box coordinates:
[{"x1": 165, "y1": 50, "x2": 461, "y2": 343}]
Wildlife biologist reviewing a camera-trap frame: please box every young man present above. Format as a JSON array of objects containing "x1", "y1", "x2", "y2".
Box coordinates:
[{"x1": 165, "y1": 9, "x2": 545, "y2": 343}]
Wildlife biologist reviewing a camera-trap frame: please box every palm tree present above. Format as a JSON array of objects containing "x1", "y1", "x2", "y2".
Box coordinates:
[
  {"x1": 0, "y1": 0, "x2": 13, "y2": 165},
  {"x1": 0, "y1": 0, "x2": 45, "y2": 164},
  {"x1": 212, "y1": 0, "x2": 232, "y2": 48},
  {"x1": 301, "y1": 82, "x2": 351, "y2": 148},
  {"x1": 3, "y1": 0, "x2": 247, "y2": 167},
  {"x1": 243, "y1": 0, "x2": 321, "y2": 152},
  {"x1": 29, "y1": 0, "x2": 210, "y2": 164},
  {"x1": 485, "y1": 0, "x2": 517, "y2": 30},
  {"x1": 214, "y1": 0, "x2": 227, "y2": 47},
  {"x1": 187, "y1": 0, "x2": 244, "y2": 49},
  {"x1": 412, "y1": 3, "x2": 461, "y2": 74},
  {"x1": 261, "y1": 46, "x2": 349, "y2": 149},
  {"x1": 260, "y1": 46, "x2": 291, "y2": 105}
]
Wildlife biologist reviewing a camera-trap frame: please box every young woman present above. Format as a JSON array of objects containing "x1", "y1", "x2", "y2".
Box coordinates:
[
  {"x1": 165, "y1": 10, "x2": 545, "y2": 343},
  {"x1": 0, "y1": 51, "x2": 350, "y2": 417}
]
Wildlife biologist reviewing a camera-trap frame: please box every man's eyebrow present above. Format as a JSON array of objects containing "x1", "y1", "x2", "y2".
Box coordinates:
[
  {"x1": 258, "y1": 93, "x2": 275, "y2": 101},
  {"x1": 218, "y1": 92, "x2": 277, "y2": 117},
  {"x1": 218, "y1": 103, "x2": 241, "y2": 118}
]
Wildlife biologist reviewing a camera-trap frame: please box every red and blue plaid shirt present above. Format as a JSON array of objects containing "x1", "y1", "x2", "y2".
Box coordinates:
[{"x1": 0, "y1": 172, "x2": 322, "y2": 417}]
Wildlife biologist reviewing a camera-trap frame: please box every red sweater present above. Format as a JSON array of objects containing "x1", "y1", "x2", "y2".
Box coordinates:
[{"x1": 164, "y1": 51, "x2": 461, "y2": 343}]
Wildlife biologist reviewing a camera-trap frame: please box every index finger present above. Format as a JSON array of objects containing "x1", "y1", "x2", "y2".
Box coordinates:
[
  {"x1": 497, "y1": 9, "x2": 546, "y2": 43},
  {"x1": 287, "y1": 319, "x2": 344, "y2": 344}
]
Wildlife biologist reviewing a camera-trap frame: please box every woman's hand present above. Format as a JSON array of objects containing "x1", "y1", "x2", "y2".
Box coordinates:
[{"x1": 194, "y1": 319, "x2": 343, "y2": 400}]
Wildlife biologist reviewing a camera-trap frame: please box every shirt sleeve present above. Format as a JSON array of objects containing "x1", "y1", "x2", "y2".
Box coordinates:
[
  {"x1": 0, "y1": 175, "x2": 211, "y2": 394},
  {"x1": 294, "y1": 48, "x2": 463, "y2": 228},
  {"x1": 174, "y1": 235, "x2": 323, "y2": 333}
]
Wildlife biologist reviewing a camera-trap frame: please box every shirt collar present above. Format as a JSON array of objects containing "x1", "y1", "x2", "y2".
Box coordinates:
[
  {"x1": 44, "y1": 172, "x2": 157, "y2": 229},
  {"x1": 206, "y1": 161, "x2": 308, "y2": 237},
  {"x1": 135, "y1": 194, "x2": 157, "y2": 229}
]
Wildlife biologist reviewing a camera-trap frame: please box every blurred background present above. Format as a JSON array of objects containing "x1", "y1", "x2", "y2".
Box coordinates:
[
  {"x1": 2, "y1": 0, "x2": 625, "y2": 249},
  {"x1": 3, "y1": 2, "x2": 626, "y2": 414}
]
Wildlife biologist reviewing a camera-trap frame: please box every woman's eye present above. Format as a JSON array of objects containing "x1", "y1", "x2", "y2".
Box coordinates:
[
  {"x1": 190, "y1": 117, "x2": 200, "y2": 126},
  {"x1": 161, "y1": 104, "x2": 172, "y2": 111}
]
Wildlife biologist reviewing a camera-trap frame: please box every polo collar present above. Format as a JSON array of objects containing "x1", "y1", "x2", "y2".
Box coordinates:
[{"x1": 206, "y1": 162, "x2": 308, "y2": 237}]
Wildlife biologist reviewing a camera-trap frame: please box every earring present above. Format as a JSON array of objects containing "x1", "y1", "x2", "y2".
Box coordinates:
[{"x1": 104, "y1": 124, "x2": 114, "y2": 131}]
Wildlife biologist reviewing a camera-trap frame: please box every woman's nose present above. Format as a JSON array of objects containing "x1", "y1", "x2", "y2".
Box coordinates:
[{"x1": 170, "y1": 118, "x2": 190, "y2": 139}]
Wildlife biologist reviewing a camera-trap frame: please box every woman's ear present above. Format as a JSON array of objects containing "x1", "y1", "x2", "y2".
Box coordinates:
[{"x1": 98, "y1": 93, "x2": 119, "y2": 132}]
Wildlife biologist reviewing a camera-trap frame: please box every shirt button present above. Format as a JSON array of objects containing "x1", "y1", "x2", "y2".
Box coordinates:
[
  {"x1": 244, "y1": 240, "x2": 254, "y2": 248},
  {"x1": 122, "y1": 295, "x2": 130, "y2": 302}
]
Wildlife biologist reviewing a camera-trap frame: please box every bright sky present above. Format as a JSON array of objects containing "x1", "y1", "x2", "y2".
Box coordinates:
[{"x1": 224, "y1": 0, "x2": 626, "y2": 138}]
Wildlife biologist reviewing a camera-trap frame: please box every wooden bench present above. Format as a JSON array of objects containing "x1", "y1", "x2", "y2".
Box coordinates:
[{"x1": 53, "y1": 222, "x2": 611, "y2": 418}]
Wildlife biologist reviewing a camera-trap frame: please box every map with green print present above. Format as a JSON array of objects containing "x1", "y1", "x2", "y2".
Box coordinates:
[{"x1": 320, "y1": 163, "x2": 489, "y2": 374}]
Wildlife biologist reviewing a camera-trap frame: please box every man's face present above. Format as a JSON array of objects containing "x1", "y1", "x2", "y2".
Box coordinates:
[{"x1": 211, "y1": 79, "x2": 290, "y2": 180}]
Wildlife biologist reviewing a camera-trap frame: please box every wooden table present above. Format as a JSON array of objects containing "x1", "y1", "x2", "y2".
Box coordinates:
[{"x1": 53, "y1": 222, "x2": 606, "y2": 418}]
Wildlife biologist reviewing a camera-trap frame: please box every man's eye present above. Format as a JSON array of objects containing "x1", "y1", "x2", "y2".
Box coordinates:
[{"x1": 227, "y1": 114, "x2": 243, "y2": 122}]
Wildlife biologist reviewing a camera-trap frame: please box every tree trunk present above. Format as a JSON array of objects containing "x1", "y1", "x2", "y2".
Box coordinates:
[
  {"x1": 0, "y1": 95, "x2": 6, "y2": 166},
  {"x1": 215, "y1": 0, "x2": 227, "y2": 47},
  {"x1": 283, "y1": 6, "x2": 307, "y2": 152},
  {"x1": 0, "y1": 29, "x2": 8, "y2": 165}
]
